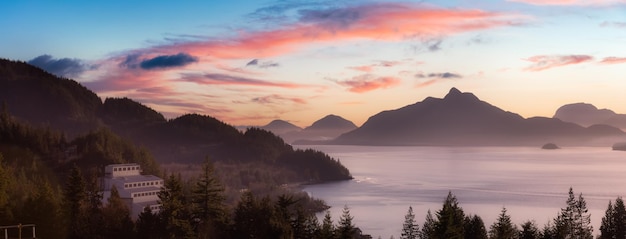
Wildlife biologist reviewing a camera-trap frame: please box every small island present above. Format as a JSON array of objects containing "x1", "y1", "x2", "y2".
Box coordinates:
[
  {"x1": 542, "y1": 143, "x2": 560, "y2": 150},
  {"x1": 613, "y1": 142, "x2": 626, "y2": 151}
]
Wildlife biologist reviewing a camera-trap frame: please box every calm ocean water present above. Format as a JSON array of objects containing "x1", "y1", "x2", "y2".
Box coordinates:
[{"x1": 300, "y1": 145, "x2": 626, "y2": 239}]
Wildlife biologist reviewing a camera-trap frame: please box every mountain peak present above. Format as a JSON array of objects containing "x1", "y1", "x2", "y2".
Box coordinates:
[
  {"x1": 448, "y1": 87, "x2": 462, "y2": 95},
  {"x1": 306, "y1": 114, "x2": 357, "y2": 130},
  {"x1": 443, "y1": 87, "x2": 479, "y2": 102}
]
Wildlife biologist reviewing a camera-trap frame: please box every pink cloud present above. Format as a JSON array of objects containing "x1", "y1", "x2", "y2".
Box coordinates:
[
  {"x1": 348, "y1": 65, "x2": 375, "y2": 72},
  {"x1": 415, "y1": 79, "x2": 439, "y2": 88},
  {"x1": 509, "y1": 0, "x2": 626, "y2": 6},
  {"x1": 348, "y1": 60, "x2": 403, "y2": 72},
  {"x1": 523, "y1": 55, "x2": 593, "y2": 71},
  {"x1": 252, "y1": 94, "x2": 307, "y2": 105},
  {"x1": 600, "y1": 57, "x2": 626, "y2": 64},
  {"x1": 143, "y1": 3, "x2": 526, "y2": 61},
  {"x1": 336, "y1": 74, "x2": 401, "y2": 93},
  {"x1": 180, "y1": 73, "x2": 309, "y2": 89}
]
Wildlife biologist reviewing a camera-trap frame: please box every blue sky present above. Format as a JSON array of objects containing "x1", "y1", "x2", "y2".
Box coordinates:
[{"x1": 2, "y1": 0, "x2": 625, "y2": 127}]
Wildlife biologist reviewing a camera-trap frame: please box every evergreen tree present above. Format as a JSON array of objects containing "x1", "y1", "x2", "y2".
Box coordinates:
[
  {"x1": 600, "y1": 197, "x2": 626, "y2": 239},
  {"x1": 518, "y1": 221, "x2": 540, "y2": 239},
  {"x1": 274, "y1": 194, "x2": 297, "y2": 239},
  {"x1": 554, "y1": 187, "x2": 593, "y2": 239},
  {"x1": 435, "y1": 192, "x2": 465, "y2": 239},
  {"x1": 101, "y1": 186, "x2": 135, "y2": 239},
  {"x1": 303, "y1": 211, "x2": 321, "y2": 238},
  {"x1": 232, "y1": 192, "x2": 279, "y2": 238},
  {"x1": 539, "y1": 222, "x2": 556, "y2": 239},
  {"x1": 21, "y1": 181, "x2": 66, "y2": 239},
  {"x1": 401, "y1": 206, "x2": 420, "y2": 239},
  {"x1": 320, "y1": 210, "x2": 336, "y2": 239},
  {"x1": 337, "y1": 205, "x2": 356, "y2": 239},
  {"x1": 83, "y1": 170, "x2": 105, "y2": 238},
  {"x1": 64, "y1": 164, "x2": 86, "y2": 239},
  {"x1": 158, "y1": 173, "x2": 194, "y2": 239},
  {"x1": 600, "y1": 201, "x2": 615, "y2": 239},
  {"x1": 465, "y1": 215, "x2": 488, "y2": 239},
  {"x1": 614, "y1": 197, "x2": 626, "y2": 238},
  {"x1": 421, "y1": 209, "x2": 436, "y2": 239},
  {"x1": 0, "y1": 153, "x2": 11, "y2": 223},
  {"x1": 136, "y1": 206, "x2": 160, "y2": 239},
  {"x1": 489, "y1": 207, "x2": 518, "y2": 239},
  {"x1": 191, "y1": 157, "x2": 227, "y2": 238}
]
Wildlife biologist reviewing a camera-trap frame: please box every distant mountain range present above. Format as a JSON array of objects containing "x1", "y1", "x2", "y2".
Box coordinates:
[
  {"x1": 326, "y1": 88, "x2": 625, "y2": 146},
  {"x1": 554, "y1": 103, "x2": 626, "y2": 130},
  {"x1": 256, "y1": 115, "x2": 358, "y2": 144}
]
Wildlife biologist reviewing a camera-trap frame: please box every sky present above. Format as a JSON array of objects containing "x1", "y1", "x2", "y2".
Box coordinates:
[{"x1": 2, "y1": 0, "x2": 625, "y2": 127}]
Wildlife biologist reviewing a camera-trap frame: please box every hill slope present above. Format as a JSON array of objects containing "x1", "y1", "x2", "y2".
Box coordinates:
[
  {"x1": 333, "y1": 88, "x2": 625, "y2": 146},
  {"x1": 0, "y1": 58, "x2": 352, "y2": 183},
  {"x1": 0, "y1": 59, "x2": 102, "y2": 135}
]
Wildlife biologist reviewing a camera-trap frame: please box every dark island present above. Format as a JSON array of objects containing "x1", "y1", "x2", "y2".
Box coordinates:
[
  {"x1": 613, "y1": 142, "x2": 626, "y2": 151},
  {"x1": 542, "y1": 143, "x2": 560, "y2": 150}
]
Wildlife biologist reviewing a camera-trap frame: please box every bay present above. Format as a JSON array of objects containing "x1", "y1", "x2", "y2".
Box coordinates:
[{"x1": 301, "y1": 145, "x2": 626, "y2": 238}]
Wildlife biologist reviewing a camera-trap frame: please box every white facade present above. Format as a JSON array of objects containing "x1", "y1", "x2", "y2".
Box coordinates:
[{"x1": 100, "y1": 163, "x2": 163, "y2": 219}]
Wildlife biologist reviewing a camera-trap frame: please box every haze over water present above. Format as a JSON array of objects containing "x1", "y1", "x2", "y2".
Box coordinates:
[{"x1": 302, "y1": 145, "x2": 626, "y2": 238}]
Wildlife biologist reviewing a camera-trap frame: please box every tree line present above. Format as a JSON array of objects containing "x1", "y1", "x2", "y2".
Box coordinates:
[
  {"x1": 395, "y1": 188, "x2": 626, "y2": 239},
  {"x1": 0, "y1": 155, "x2": 369, "y2": 239}
]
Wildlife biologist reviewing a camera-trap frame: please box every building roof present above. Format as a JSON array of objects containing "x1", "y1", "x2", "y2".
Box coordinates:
[{"x1": 110, "y1": 174, "x2": 162, "y2": 183}]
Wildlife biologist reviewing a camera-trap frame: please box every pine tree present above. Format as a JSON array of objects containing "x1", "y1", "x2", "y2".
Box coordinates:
[
  {"x1": 573, "y1": 191, "x2": 593, "y2": 239},
  {"x1": 21, "y1": 181, "x2": 66, "y2": 239},
  {"x1": 421, "y1": 209, "x2": 436, "y2": 239},
  {"x1": 435, "y1": 192, "x2": 465, "y2": 239},
  {"x1": 554, "y1": 187, "x2": 592, "y2": 239},
  {"x1": 489, "y1": 207, "x2": 518, "y2": 239},
  {"x1": 465, "y1": 215, "x2": 488, "y2": 239},
  {"x1": 518, "y1": 221, "x2": 540, "y2": 239},
  {"x1": 614, "y1": 197, "x2": 626, "y2": 238},
  {"x1": 191, "y1": 157, "x2": 227, "y2": 238},
  {"x1": 158, "y1": 173, "x2": 194, "y2": 239},
  {"x1": 102, "y1": 186, "x2": 135, "y2": 239},
  {"x1": 0, "y1": 153, "x2": 11, "y2": 223},
  {"x1": 83, "y1": 170, "x2": 105, "y2": 238},
  {"x1": 401, "y1": 206, "x2": 420, "y2": 239},
  {"x1": 136, "y1": 206, "x2": 160, "y2": 239},
  {"x1": 64, "y1": 164, "x2": 86, "y2": 239},
  {"x1": 320, "y1": 210, "x2": 336, "y2": 239},
  {"x1": 337, "y1": 205, "x2": 356, "y2": 239},
  {"x1": 599, "y1": 201, "x2": 615, "y2": 239}
]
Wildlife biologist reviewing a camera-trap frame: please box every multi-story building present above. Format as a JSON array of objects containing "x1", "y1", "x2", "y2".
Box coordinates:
[{"x1": 100, "y1": 163, "x2": 163, "y2": 219}]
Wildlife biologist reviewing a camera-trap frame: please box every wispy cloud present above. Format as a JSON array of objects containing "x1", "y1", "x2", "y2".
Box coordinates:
[
  {"x1": 139, "y1": 53, "x2": 198, "y2": 70},
  {"x1": 600, "y1": 21, "x2": 626, "y2": 28},
  {"x1": 414, "y1": 72, "x2": 462, "y2": 88},
  {"x1": 252, "y1": 94, "x2": 307, "y2": 105},
  {"x1": 335, "y1": 74, "x2": 401, "y2": 93},
  {"x1": 415, "y1": 72, "x2": 463, "y2": 78},
  {"x1": 28, "y1": 55, "x2": 91, "y2": 78},
  {"x1": 508, "y1": 0, "x2": 626, "y2": 6},
  {"x1": 348, "y1": 60, "x2": 402, "y2": 72},
  {"x1": 599, "y1": 57, "x2": 626, "y2": 64},
  {"x1": 119, "y1": 53, "x2": 197, "y2": 70},
  {"x1": 180, "y1": 73, "x2": 307, "y2": 88},
  {"x1": 523, "y1": 55, "x2": 593, "y2": 71},
  {"x1": 246, "y1": 59, "x2": 280, "y2": 68}
]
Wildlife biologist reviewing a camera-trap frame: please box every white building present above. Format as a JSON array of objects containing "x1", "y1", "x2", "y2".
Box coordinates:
[{"x1": 100, "y1": 163, "x2": 163, "y2": 219}]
